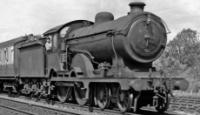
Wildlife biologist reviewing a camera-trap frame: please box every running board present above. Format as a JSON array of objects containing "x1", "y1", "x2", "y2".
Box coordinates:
[{"x1": 55, "y1": 82, "x2": 74, "y2": 87}]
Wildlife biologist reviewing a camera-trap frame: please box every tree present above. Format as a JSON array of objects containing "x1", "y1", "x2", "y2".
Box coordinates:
[
  {"x1": 154, "y1": 28, "x2": 200, "y2": 79},
  {"x1": 167, "y1": 28, "x2": 200, "y2": 66}
]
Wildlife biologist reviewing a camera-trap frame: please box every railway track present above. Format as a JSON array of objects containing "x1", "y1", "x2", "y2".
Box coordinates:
[
  {"x1": 0, "y1": 94, "x2": 180, "y2": 115},
  {"x1": 169, "y1": 96, "x2": 200, "y2": 114},
  {"x1": 0, "y1": 94, "x2": 129, "y2": 115},
  {"x1": 0, "y1": 94, "x2": 85, "y2": 115},
  {"x1": 0, "y1": 103, "x2": 36, "y2": 115}
]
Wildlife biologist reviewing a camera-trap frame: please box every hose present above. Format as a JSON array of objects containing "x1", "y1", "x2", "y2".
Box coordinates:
[{"x1": 111, "y1": 35, "x2": 118, "y2": 61}]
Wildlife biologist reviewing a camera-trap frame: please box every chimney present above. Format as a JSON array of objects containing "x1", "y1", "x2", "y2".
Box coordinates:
[{"x1": 129, "y1": 2, "x2": 146, "y2": 14}]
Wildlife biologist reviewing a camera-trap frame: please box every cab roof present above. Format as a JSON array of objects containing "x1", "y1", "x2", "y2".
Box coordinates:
[{"x1": 43, "y1": 20, "x2": 93, "y2": 36}]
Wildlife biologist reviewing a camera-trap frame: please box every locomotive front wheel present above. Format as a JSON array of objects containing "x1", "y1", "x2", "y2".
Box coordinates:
[
  {"x1": 57, "y1": 86, "x2": 68, "y2": 102},
  {"x1": 155, "y1": 95, "x2": 169, "y2": 113},
  {"x1": 74, "y1": 84, "x2": 87, "y2": 105},
  {"x1": 96, "y1": 86, "x2": 111, "y2": 109},
  {"x1": 117, "y1": 89, "x2": 132, "y2": 112},
  {"x1": 155, "y1": 105, "x2": 168, "y2": 113}
]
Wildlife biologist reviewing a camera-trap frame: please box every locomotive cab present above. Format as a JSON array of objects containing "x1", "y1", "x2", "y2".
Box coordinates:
[{"x1": 43, "y1": 20, "x2": 93, "y2": 73}]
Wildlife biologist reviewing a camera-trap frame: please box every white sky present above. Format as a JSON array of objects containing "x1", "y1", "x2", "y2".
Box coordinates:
[{"x1": 0, "y1": 0, "x2": 199, "y2": 42}]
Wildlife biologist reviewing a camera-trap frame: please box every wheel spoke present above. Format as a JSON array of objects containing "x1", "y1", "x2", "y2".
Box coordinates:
[
  {"x1": 57, "y1": 87, "x2": 68, "y2": 102},
  {"x1": 117, "y1": 88, "x2": 132, "y2": 112},
  {"x1": 74, "y1": 85, "x2": 87, "y2": 105},
  {"x1": 96, "y1": 86, "x2": 110, "y2": 109}
]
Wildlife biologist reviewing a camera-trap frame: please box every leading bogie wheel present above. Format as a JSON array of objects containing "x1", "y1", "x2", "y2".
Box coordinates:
[
  {"x1": 155, "y1": 95, "x2": 169, "y2": 113},
  {"x1": 57, "y1": 86, "x2": 68, "y2": 103}
]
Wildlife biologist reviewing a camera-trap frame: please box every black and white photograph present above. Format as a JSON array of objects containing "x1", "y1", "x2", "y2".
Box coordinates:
[{"x1": 0, "y1": 0, "x2": 199, "y2": 115}]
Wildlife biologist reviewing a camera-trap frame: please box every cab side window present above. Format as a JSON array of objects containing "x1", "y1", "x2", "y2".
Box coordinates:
[
  {"x1": 45, "y1": 34, "x2": 59, "y2": 51},
  {"x1": 45, "y1": 36, "x2": 53, "y2": 51},
  {"x1": 53, "y1": 34, "x2": 58, "y2": 49},
  {"x1": 60, "y1": 26, "x2": 69, "y2": 38}
]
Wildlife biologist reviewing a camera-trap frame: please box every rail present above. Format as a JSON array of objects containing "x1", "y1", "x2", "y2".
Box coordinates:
[{"x1": 0, "y1": 94, "x2": 185, "y2": 115}]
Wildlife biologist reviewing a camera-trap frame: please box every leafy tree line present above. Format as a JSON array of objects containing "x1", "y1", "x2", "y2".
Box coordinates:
[{"x1": 154, "y1": 28, "x2": 200, "y2": 80}]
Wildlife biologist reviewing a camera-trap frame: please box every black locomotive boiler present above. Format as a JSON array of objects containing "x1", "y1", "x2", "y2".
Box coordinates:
[{"x1": 0, "y1": 2, "x2": 188, "y2": 113}]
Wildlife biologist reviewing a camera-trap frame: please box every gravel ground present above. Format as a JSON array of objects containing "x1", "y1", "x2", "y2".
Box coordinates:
[
  {"x1": 0, "y1": 107, "x2": 27, "y2": 115},
  {"x1": 175, "y1": 111, "x2": 199, "y2": 115}
]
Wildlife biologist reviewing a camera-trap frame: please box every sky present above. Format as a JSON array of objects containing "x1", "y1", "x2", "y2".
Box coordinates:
[{"x1": 0, "y1": 0, "x2": 199, "y2": 42}]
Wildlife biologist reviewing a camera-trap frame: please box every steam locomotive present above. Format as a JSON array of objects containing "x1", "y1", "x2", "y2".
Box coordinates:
[{"x1": 0, "y1": 2, "x2": 188, "y2": 113}]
